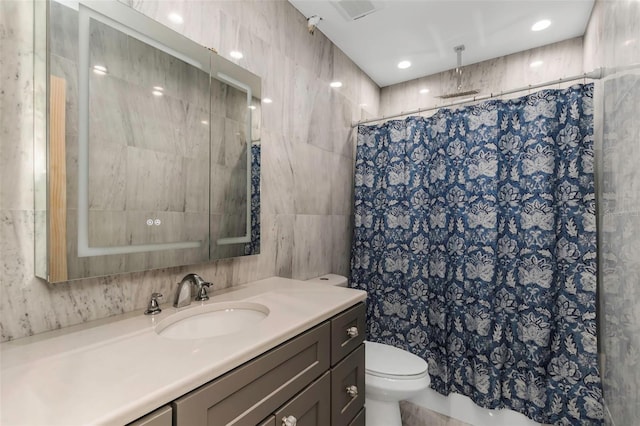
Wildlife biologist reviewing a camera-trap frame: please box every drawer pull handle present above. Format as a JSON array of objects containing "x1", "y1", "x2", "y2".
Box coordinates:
[
  {"x1": 346, "y1": 326, "x2": 359, "y2": 338},
  {"x1": 282, "y1": 415, "x2": 297, "y2": 426},
  {"x1": 346, "y1": 385, "x2": 359, "y2": 398}
]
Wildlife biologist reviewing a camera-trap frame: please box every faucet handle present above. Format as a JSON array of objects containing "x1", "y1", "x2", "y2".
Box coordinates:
[
  {"x1": 144, "y1": 292, "x2": 163, "y2": 315},
  {"x1": 195, "y1": 282, "x2": 211, "y2": 301}
]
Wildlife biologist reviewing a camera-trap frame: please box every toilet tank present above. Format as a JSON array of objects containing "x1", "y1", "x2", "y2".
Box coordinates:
[{"x1": 306, "y1": 274, "x2": 348, "y2": 287}]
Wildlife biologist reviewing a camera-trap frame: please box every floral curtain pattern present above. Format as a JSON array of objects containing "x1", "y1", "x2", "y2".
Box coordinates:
[
  {"x1": 350, "y1": 84, "x2": 603, "y2": 425},
  {"x1": 245, "y1": 142, "x2": 261, "y2": 255}
]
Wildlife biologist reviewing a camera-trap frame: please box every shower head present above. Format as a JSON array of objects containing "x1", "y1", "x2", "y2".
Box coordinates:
[
  {"x1": 437, "y1": 89, "x2": 480, "y2": 99},
  {"x1": 436, "y1": 45, "x2": 480, "y2": 99}
]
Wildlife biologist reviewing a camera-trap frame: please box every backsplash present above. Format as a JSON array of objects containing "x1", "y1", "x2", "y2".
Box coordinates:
[{"x1": 0, "y1": 0, "x2": 379, "y2": 342}]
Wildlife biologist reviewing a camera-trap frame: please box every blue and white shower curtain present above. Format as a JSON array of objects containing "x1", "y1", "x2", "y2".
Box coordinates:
[{"x1": 350, "y1": 84, "x2": 603, "y2": 425}]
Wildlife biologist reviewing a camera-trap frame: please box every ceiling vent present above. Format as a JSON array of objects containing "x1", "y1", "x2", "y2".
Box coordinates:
[{"x1": 331, "y1": 0, "x2": 380, "y2": 21}]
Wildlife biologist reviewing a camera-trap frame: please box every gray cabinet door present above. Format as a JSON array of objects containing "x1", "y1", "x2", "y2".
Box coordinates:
[
  {"x1": 347, "y1": 408, "x2": 365, "y2": 426},
  {"x1": 258, "y1": 416, "x2": 276, "y2": 426},
  {"x1": 172, "y1": 322, "x2": 330, "y2": 426},
  {"x1": 274, "y1": 372, "x2": 331, "y2": 426},
  {"x1": 330, "y1": 303, "x2": 366, "y2": 365},
  {"x1": 331, "y1": 344, "x2": 365, "y2": 426},
  {"x1": 126, "y1": 405, "x2": 172, "y2": 426}
]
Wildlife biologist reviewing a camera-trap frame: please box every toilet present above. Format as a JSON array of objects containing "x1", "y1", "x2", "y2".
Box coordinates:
[
  {"x1": 364, "y1": 341, "x2": 430, "y2": 426},
  {"x1": 306, "y1": 274, "x2": 431, "y2": 426}
]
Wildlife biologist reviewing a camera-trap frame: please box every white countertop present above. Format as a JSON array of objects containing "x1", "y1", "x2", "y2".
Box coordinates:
[{"x1": 0, "y1": 277, "x2": 367, "y2": 425}]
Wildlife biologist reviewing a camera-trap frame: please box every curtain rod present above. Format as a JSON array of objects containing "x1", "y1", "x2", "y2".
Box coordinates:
[{"x1": 352, "y1": 67, "x2": 604, "y2": 128}]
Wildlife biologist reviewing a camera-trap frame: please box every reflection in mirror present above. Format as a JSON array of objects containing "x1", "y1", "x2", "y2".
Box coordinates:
[{"x1": 36, "y1": 0, "x2": 261, "y2": 283}]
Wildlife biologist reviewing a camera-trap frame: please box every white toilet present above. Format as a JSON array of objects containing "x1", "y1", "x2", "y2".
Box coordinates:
[{"x1": 306, "y1": 274, "x2": 431, "y2": 426}]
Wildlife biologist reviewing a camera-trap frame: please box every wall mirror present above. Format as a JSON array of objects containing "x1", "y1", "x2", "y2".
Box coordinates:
[{"x1": 35, "y1": 0, "x2": 261, "y2": 283}]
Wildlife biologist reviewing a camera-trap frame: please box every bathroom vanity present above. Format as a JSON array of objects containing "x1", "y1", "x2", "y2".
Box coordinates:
[
  {"x1": 136, "y1": 303, "x2": 365, "y2": 426},
  {"x1": 0, "y1": 278, "x2": 366, "y2": 425}
]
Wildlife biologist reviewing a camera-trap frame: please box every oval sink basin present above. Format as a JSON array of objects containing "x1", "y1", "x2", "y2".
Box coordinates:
[{"x1": 156, "y1": 302, "x2": 269, "y2": 340}]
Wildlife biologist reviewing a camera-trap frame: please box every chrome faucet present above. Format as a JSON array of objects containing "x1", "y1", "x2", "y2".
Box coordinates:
[
  {"x1": 144, "y1": 292, "x2": 163, "y2": 315},
  {"x1": 173, "y1": 273, "x2": 212, "y2": 308}
]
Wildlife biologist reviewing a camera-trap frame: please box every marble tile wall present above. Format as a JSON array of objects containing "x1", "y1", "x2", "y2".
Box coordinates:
[
  {"x1": 378, "y1": 37, "x2": 584, "y2": 120},
  {"x1": 0, "y1": 0, "x2": 379, "y2": 342},
  {"x1": 583, "y1": 1, "x2": 640, "y2": 425}
]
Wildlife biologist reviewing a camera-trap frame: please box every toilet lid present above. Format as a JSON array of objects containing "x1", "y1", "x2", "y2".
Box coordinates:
[{"x1": 365, "y1": 341, "x2": 428, "y2": 379}]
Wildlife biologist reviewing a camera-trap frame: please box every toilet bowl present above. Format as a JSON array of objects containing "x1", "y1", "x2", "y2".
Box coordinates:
[
  {"x1": 306, "y1": 275, "x2": 431, "y2": 426},
  {"x1": 365, "y1": 341, "x2": 430, "y2": 426}
]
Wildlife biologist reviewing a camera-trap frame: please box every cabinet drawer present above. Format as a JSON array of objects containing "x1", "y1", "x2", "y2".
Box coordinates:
[
  {"x1": 348, "y1": 408, "x2": 365, "y2": 426},
  {"x1": 331, "y1": 344, "x2": 365, "y2": 426},
  {"x1": 331, "y1": 303, "x2": 366, "y2": 365},
  {"x1": 274, "y1": 372, "x2": 330, "y2": 426},
  {"x1": 172, "y1": 322, "x2": 330, "y2": 426},
  {"x1": 126, "y1": 405, "x2": 172, "y2": 426}
]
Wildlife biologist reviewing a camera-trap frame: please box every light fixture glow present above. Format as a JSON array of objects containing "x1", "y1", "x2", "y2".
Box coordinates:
[
  {"x1": 230, "y1": 51, "x2": 244, "y2": 59},
  {"x1": 624, "y1": 39, "x2": 636, "y2": 47},
  {"x1": 530, "y1": 60, "x2": 544, "y2": 68},
  {"x1": 201, "y1": 120, "x2": 209, "y2": 125},
  {"x1": 262, "y1": 98, "x2": 273, "y2": 104},
  {"x1": 152, "y1": 86, "x2": 164, "y2": 97},
  {"x1": 92, "y1": 65, "x2": 107, "y2": 75},
  {"x1": 168, "y1": 12, "x2": 184, "y2": 24},
  {"x1": 248, "y1": 105, "x2": 257, "y2": 110},
  {"x1": 330, "y1": 81, "x2": 343, "y2": 88},
  {"x1": 531, "y1": 19, "x2": 551, "y2": 31},
  {"x1": 397, "y1": 60, "x2": 412, "y2": 69},
  {"x1": 419, "y1": 88, "x2": 429, "y2": 94}
]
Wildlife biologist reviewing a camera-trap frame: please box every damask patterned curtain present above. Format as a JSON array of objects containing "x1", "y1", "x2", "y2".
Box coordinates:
[{"x1": 350, "y1": 84, "x2": 603, "y2": 425}]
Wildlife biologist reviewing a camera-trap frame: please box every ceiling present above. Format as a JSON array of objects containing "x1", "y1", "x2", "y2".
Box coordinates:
[{"x1": 288, "y1": 0, "x2": 595, "y2": 87}]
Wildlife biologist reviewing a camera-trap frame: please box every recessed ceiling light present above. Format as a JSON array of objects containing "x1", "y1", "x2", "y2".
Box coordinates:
[
  {"x1": 419, "y1": 88, "x2": 429, "y2": 94},
  {"x1": 397, "y1": 60, "x2": 412, "y2": 69},
  {"x1": 262, "y1": 98, "x2": 273, "y2": 104},
  {"x1": 152, "y1": 86, "x2": 164, "y2": 96},
  {"x1": 330, "y1": 81, "x2": 343, "y2": 88},
  {"x1": 531, "y1": 19, "x2": 551, "y2": 31},
  {"x1": 230, "y1": 51, "x2": 243, "y2": 59},
  {"x1": 168, "y1": 12, "x2": 184, "y2": 24},
  {"x1": 530, "y1": 60, "x2": 544, "y2": 68},
  {"x1": 201, "y1": 120, "x2": 208, "y2": 125},
  {"x1": 248, "y1": 105, "x2": 257, "y2": 110},
  {"x1": 92, "y1": 65, "x2": 107, "y2": 75}
]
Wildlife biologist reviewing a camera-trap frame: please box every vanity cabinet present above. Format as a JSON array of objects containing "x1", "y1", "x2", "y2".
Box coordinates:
[
  {"x1": 330, "y1": 345, "x2": 365, "y2": 426},
  {"x1": 274, "y1": 372, "x2": 331, "y2": 425},
  {"x1": 165, "y1": 302, "x2": 366, "y2": 426},
  {"x1": 172, "y1": 322, "x2": 330, "y2": 424},
  {"x1": 330, "y1": 302, "x2": 366, "y2": 365}
]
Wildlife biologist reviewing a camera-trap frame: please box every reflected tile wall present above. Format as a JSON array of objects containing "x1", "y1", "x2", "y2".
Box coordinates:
[
  {"x1": 0, "y1": 0, "x2": 379, "y2": 341},
  {"x1": 584, "y1": 1, "x2": 640, "y2": 424}
]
